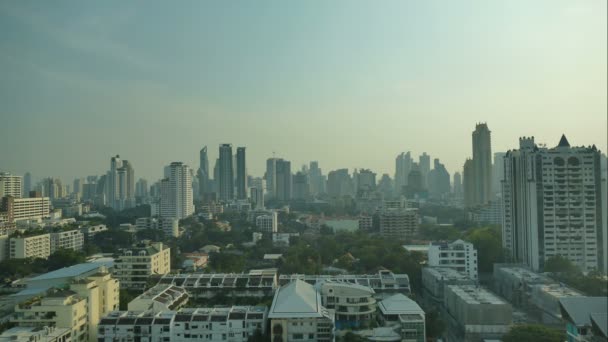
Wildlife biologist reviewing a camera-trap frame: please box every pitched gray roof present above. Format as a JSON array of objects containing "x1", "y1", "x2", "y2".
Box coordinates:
[{"x1": 559, "y1": 297, "x2": 608, "y2": 327}]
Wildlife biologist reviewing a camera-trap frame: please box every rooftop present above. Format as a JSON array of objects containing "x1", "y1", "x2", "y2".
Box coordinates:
[
  {"x1": 423, "y1": 267, "x2": 471, "y2": 281},
  {"x1": 268, "y1": 280, "x2": 327, "y2": 319},
  {"x1": 447, "y1": 285, "x2": 506, "y2": 305},
  {"x1": 378, "y1": 293, "x2": 423, "y2": 315},
  {"x1": 559, "y1": 296, "x2": 608, "y2": 327},
  {"x1": 29, "y1": 262, "x2": 108, "y2": 281}
]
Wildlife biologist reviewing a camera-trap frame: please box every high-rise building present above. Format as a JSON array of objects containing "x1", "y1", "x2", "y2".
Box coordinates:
[
  {"x1": 428, "y1": 159, "x2": 451, "y2": 199},
  {"x1": 218, "y1": 144, "x2": 234, "y2": 201},
  {"x1": 395, "y1": 152, "x2": 413, "y2": 195},
  {"x1": 292, "y1": 171, "x2": 309, "y2": 200},
  {"x1": 308, "y1": 161, "x2": 325, "y2": 196},
  {"x1": 469, "y1": 123, "x2": 493, "y2": 206},
  {"x1": 197, "y1": 146, "x2": 210, "y2": 199},
  {"x1": 72, "y1": 178, "x2": 84, "y2": 199},
  {"x1": 23, "y1": 172, "x2": 32, "y2": 198},
  {"x1": 0, "y1": 172, "x2": 22, "y2": 198},
  {"x1": 419, "y1": 153, "x2": 431, "y2": 188},
  {"x1": 405, "y1": 164, "x2": 426, "y2": 199},
  {"x1": 160, "y1": 162, "x2": 194, "y2": 220},
  {"x1": 327, "y1": 169, "x2": 354, "y2": 198},
  {"x1": 265, "y1": 158, "x2": 278, "y2": 199},
  {"x1": 135, "y1": 178, "x2": 148, "y2": 203},
  {"x1": 380, "y1": 208, "x2": 419, "y2": 240},
  {"x1": 107, "y1": 155, "x2": 121, "y2": 209},
  {"x1": 463, "y1": 159, "x2": 475, "y2": 207},
  {"x1": 502, "y1": 135, "x2": 606, "y2": 273},
  {"x1": 492, "y1": 152, "x2": 506, "y2": 196},
  {"x1": 453, "y1": 172, "x2": 463, "y2": 195},
  {"x1": 275, "y1": 159, "x2": 292, "y2": 201},
  {"x1": 122, "y1": 160, "x2": 135, "y2": 207},
  {"x1": 42, "y1": 177, "x2": 64, "y2": 199},
  {"x1": 356, "y1": 169, "x2": 376, "y2": 194},
  {"x1": 105, "y1": 155, "x2": 135, "y2": 210},
  {"x1": 236, "y1": 147, "x2": 247, "y2": 199}
]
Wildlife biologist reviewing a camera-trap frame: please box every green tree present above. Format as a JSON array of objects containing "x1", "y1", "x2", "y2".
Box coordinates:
[
  {"x1": 208, "y1": 252, "x2": 246, "y2": 273},
  {"x1": 464, "y1": 226, "x2": 504, "y2": 273},
  {"x1": 425, "y1": 309, "x2": 445, "y2": 338},
  {"x1": 46, "y1": 249, "x2": 86, "y2": 271},
  {"x1": 503, "y1": 324, "x2": 565, "y2": 342},
  {"x1": 544, "y1": 255, "x2": 579, "y2": 274}
]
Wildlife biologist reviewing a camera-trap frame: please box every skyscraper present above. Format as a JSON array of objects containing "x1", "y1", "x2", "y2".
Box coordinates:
[
  {"x1": 502, "y1": 135, "x2": 606, "y2": 273},
  {"x1": 470, "y1": 123, "x2": 493, "y2": 206},
  {"x1": 236, "y1": 147, "x2": 247, "y2": 199},
  {"x1": 160, "y1": 162, "x2": 194, "y2": 220},
  {"x1": 395, "y1": 152, "x2": 413, "y2": 195},
  {"x1": 463, "y1": 159, "x2": 475, "y2": 207},
  {"x1": 105, "y1": 155, "x2": 135, "y2": 210},
  {"x1": 492, "y1": 152, "x2": 506, "y2": 196},
  {"x1": 275, "y1": 159, "x2": 292, "y2": 201},
  {"x1": 428, "y1": 159, "x2": 451, "y2": 199},
  {"x1": 453, "y1": 172, "x2": 463, "y2": 195},
  {"x1": 218, "y1": 144, "x2": 234, "y2": 201},
  {"x1": 308, "y1": 161, "x2": 325, "y2": 196},
  {"x1": 197, "y1": 146, "x2": 209, "y2": 199},
  {"x1": 135, "y1": 178, "x2": 148, "y2": 203},
  {"x1": 265, "y1": 158, "x2": 277, "y2": 199},
  {"x1": 419, "y1": 153, "x2": 431, "y2": 188},
  {"x1": 292, "y1": 171, "x2": 309, "y2": 200},
  {"x1": 23, "y1": 172, "x2": 32, "y2": 198}
]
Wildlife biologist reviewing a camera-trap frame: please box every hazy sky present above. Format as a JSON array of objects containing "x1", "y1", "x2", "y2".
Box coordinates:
[{"x1": 1, "y1": 0, "x2": 606, "y2": 183}]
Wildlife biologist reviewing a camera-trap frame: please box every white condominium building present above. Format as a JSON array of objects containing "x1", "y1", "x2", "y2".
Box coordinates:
[
  {"x1": 0, "y1": 326, "x2": 71, "y2": 342},
  {"x1": 502, "y1": 135, "x2": 607, "y2": 272},
  {"x1": 255, "y1": 211, "x2": 278, "y2": 233},
  {"x1": 113, "y1": 242, "x2": 171, "y2": 290},
  {"x1": 9, "y1": 233, "x2": 51, "y2": 259},
  {"x1": 98, "y1": 306, "x2": 268, "y2": 342},
  {"x1": 427, "y1": 239, "x2": 478, "y2": 280},
  {"x1": 268, "y1": 280, "x2": 335, "y2": 342},
  {"x1": 128, "y1": 284, "x2": 189, "y2": 312},
  {"x1": 318, "y1": 281, "x2": 376, "y2": 330},
  {"x1": 50, "y1": 229, "x2": 84, "y2": 253},
  {"x1": 0, "y1": 173, "x2": 22, "y2": 198},
  {"x1": 160, "y1": 162, "x2": 194, "y2": 220},
  {"x1": 377, "y1": 293, "x2": 426, "y2": 342}
]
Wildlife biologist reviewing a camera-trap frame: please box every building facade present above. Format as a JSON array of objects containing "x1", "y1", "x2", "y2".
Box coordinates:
[
  {"x1": 427, "y1": 239, "x2": 478, "y2": 280},
  {"x1": 160, "y1": 162, "x2": 194, "y2": 220},
  {"x1": 50, "y1": 230, "x2": 84, "y2": 253},
  {"x1": 379, "y1": 208, "x2": 419, "y2": 240},
  {"x1": 113, "y1": 242, "x2": 171, "y2": 289},
  {"x1": 502, "y1": 135, "x2": 606, "y2": 272},
  {"x1": 10, "y1": 234, "x2": 51, "y2": 259}
]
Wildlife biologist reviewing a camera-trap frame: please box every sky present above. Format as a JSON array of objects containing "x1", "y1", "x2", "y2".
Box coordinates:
[{"x1": 0, "y1": 0, "x2": 606, "y2": 183}]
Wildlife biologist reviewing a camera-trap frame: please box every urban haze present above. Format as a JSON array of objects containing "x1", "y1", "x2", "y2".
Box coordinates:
[{"x1": 0, "y1": 1, "x2": 606, "y2": 342}]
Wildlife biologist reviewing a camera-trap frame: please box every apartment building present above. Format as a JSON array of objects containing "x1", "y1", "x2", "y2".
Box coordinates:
[
  {"x1": 268, "y1": 280, "x2": 335, "y2": 342},
  {"x1": 113, "y1": 242, "x2": 171, "y2": 290},
  {"x1": 50, "y1": 230, "x2": 84, "y2": 253},
  {"x1": 10, "y1": 233, "x2": 51, "y2": 259},
  {"x1": 318, "y1": 281, "x2": 376, "y2": 330},
  {"x1": 0, "y1": 326, "x2": 71, "y2": 342},
  {"x1": 377, "y1": 293, "x2": 426, "y2": 342},
  {"x1": 128, "y1": 284, "x2": 189, "y2": 312},
  {"x1": 379, "y1": 208, "x2": 419, "y2": 240},
  {"x1": 98, "y1": 306, "x2": 268, "y2": 342},
  {"x1": 1, "y1": 196, "x2": 51, "y2": 223},
  {"x1": 427, "y1": 239, "x2": 478, "y2": 280}
]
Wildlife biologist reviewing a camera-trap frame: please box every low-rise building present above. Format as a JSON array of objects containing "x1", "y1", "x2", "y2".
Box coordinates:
[
  {"x1": 11, "y1": 290, "x2": 89, "y2": 341},
  {"x1": 79, "y1": 224, "x2": 107, "y2": 240},
  {"x1": 268, "y1": 280, "x2": 335, "y2": 342},
  {"x1": 279, "y1": 270, "x2": 411, "y2": 297},
  {"x1": 113, "y1": 241, "x2": 171, "y2": 290},
  {"x1": 530, "y1": 284, "x2": 583, "y2": 325},
  {"x1": 318, "y1": 281, "x2": 376, "y2": 330},
  {"x1": 0, "y1": 326, "x2": 71, "y2": 342},
  {"x1": 128, "y1": 284, "x2": 189, "y2": 312},
  {"x1": 158, "y1": 269, "x2": 278, "y2": 299},
  {"x1": 255, "y1": 211, "x2": 278, "y2": 233},
  {"x1": 427, "y1": 239, "x2": 478, "y2": 280},
  {"x1": 9, "y1": 233, "x2": 51, "y2": 259},
  {"x1": 358, "y1": 215, "x2": 373, "y2": 231},
  {"x1": 421, "y1": 267, "x2": 474, "y2": 309},
  {"x1": 377, "y1": 293, "x2": 426, "y2": 342},
  {"x1": 559, "y1": 296, "x2": 608, "y2": 342},
  {"x1": 379, "y1": 208, "x2": 419, "y2": 240},
  {"x1": 135, "y1": 217, "x2": 180, "y2": 237},
  {"x1": 98, "y1": 306, "x2": 268, "y2": 342},
  {"x1": 272, "y1": 232, "x2": 299, "y2": 247},
  {"x1": 493, "y1": 264, "x2": 553, "y2": 307},
  {"x1": 181, "y1": 252, "x2": 209, "y2": 271},
  {"x1": 50, "y1": 229, "x2": 84, "y2": 253},
  {"x1": 443, "y1": 285, "x2": 512, "y2": 342}
]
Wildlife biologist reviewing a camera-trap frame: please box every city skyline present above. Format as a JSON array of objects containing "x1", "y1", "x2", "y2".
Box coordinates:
[{"x1": 1, "y1": 1, "x2": 606, "y2": 181}]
